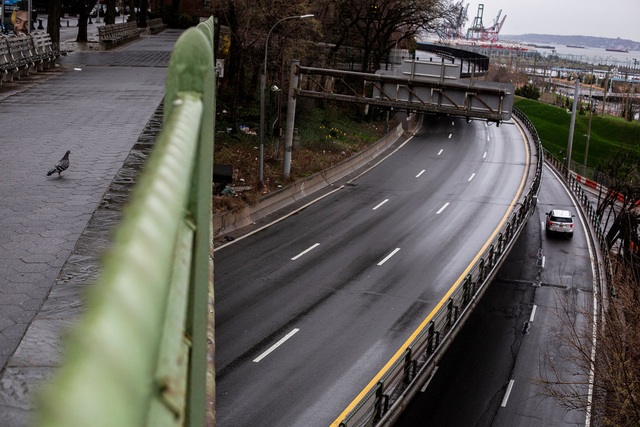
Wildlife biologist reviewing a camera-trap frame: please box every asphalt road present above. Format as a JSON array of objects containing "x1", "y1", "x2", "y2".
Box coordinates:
[
  {"x1": 215, "y1": 115, "x2": 533, "y2": 426},
  {"x1": 396, "y1": 163, "x2": 595, "y2": 426}
]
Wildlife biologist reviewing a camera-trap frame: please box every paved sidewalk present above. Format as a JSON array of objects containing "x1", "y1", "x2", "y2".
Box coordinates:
[{"x1": 0, "y1": 24, "x2": 181, "y2": 426}]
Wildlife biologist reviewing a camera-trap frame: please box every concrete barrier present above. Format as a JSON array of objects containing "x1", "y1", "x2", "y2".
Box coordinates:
[{"x1": 213, "y1": 114, "x2": 421, "y2": 236}]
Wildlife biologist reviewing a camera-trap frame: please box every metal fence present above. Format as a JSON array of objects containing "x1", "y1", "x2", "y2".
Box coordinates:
[
  {"x1": 33, "y1": 17, "x2": 215, "y2": 427},
  {"x1": 541, "y1": 146, "x2": 614, "y2": 296},
  {"x1": 336, "y1": 108, "x2": 543, "y2": 427}
]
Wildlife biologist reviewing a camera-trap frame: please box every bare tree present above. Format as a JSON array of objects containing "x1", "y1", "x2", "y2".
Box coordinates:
[
  {"x1": 536, "y1": 266, "x2": 640, "y2": 425},
  {"x1": 46, "y1": 0, "x2": 62, "y2": 50},
  {"x1": 76, "y1": 1, "x2": 89, "y2": 43},
  {"x1": 320, "y1": 0, "x2": 462, "y2": 72},
  {"x1": 593, "y1": 148, "x2": 640, "y2": 282},
  {"x1": 538, "y1": 153, "x2": 640, "y2": 425},
  {"x1": 139, "y1": 0, "x2": 149, "y2": 28},
  {"x1": 106, "y1": 0, "x2": 117, "y2": 24},
  {"x1": 213, "y1": 0, "x2": 318, "y2": 124}
]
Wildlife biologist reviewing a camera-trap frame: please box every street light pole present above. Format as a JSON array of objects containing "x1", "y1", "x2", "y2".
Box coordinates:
[{"x1": 259, "y1": 13, "x2": 314, "y2": 188}]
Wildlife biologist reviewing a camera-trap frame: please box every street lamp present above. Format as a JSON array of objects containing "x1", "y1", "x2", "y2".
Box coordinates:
[{"x1": 259, "y1": 13, "x2": 314, "y2": 188}]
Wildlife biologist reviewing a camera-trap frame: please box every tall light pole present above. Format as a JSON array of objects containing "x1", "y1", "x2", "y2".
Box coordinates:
[
  {"x1": 566, "y1": 77, "x2": 579, "y2": 177},
  {"x1": 259, "y1": 13, "x2": 314, "y2": 188}
]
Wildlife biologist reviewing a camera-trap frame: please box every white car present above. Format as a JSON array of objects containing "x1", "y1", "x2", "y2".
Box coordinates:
[{"x1": 545, "y1": 209, "x2": 574, "y2": 238}]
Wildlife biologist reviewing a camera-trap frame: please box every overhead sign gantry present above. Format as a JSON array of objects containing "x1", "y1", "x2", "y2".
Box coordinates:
[{"x1": 281, "y1": 57, "x2": 514, "y2": 177}]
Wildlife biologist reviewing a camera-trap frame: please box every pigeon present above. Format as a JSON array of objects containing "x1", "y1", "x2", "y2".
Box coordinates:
[{"x1": 47, "y1": 150, "x2": 71, "y2": 177}]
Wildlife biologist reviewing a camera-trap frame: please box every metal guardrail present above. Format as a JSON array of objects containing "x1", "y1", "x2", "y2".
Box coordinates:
[
  {"x1": 336, "y1": 108, "x2": 543, "y2": 427},
  {"x1": 33, "y1": 17, "x2": 215, "y2": 427},
  {"x1": 540, "y1": 142, "x2": 614, "y2": 296}
]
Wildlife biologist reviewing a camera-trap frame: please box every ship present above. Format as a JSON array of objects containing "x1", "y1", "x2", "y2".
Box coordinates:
[
  {"x1": 566, "y1": 44, "x2": 585, "y2": 49},
  {"x1": 606, "y1": 47, "x2": 629, "y2": 53},
  {"x1": 527, "y1": 43, "x2": 555, "y2": 49}
]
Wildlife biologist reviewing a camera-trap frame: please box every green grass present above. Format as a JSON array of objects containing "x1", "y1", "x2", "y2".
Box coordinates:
[
  {"x1": 514, "y1": 97, "x2": 640, "y2": 170},
  {"x1": 295, "y1": 105, "x2": 382, "y2": 151}
]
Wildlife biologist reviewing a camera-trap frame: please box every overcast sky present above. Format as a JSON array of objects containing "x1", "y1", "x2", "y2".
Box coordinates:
[{"x1": 463, "y1": 0, "x2": 640, "y2": 41}]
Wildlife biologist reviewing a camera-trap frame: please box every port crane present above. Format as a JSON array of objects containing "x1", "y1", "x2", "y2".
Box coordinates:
[{"x1": 466, "y1": 4, "x2": 506, "y2": 43}]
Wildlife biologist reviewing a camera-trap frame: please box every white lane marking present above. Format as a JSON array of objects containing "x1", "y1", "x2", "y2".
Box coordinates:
[
  {"x1": 377, "y1": 248, "x2": 400, "y2": 266},
  {"x1": 215, "y1": 185, "x2": 343, "y2": 251},
  {"x1": 448, "y1": 133, "x2": 452, "y2": 139},
  {"x1": 541, "y1": 256, "x2": 546, "y2": 269},
  {"x1": 436, "y1": 203, "x2": 450, "y2": 214},
  {"x1": 421, "y1": 366, "x2": 439, "y2": 392},
  {"x1": 451, "y1": 121, "x2": 455, "y2": 126},
  {"x1": 291, "y1": 243, "x2": 320, "y2": 260},
  {"x1": 437, "y1": 149, "x2": 444, "y2": 156},
  {"x1": 545, "y1": 162, "x2": 600, "y2": 427},
  {"x1": 217, "y1": 128, "x2": 424, "y2": 252},
  {"x1": 488, "y1": 135, "x2": 491, "y2": 142},
  {"x1": 416, "y1": 169, "x2": 426, "y2": 178},
  {"x1": 529, "y1": 304, "x2": 538, "y2": 322},
  {"x1": 373, "y1": 199, "x2": 389, "y2": 210},
  {"x1": 468, "y1": 173, "x2": 476, "y2": 182},
  {"x1": 253, "y1": 328, "x2": 300, "y2": 363},
  {"x1": 483, "y1": 151, "x2": 487, "y2": 159},
  {"x1": 501, "y1": 379, "x2": 515, "y2": 407},
  {"x1": 541, "y1": 221, "x2": 545, "y2": 233}
]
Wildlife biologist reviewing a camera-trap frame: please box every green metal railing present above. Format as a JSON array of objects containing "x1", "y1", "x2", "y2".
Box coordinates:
[{"x1": 34, "y1": 17, "x2": 215, "y2": 427}]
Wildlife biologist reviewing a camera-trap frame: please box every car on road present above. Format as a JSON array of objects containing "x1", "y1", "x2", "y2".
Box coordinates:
[{"x1": 545, "y1": 209, "x2": 574, "y2": 238}]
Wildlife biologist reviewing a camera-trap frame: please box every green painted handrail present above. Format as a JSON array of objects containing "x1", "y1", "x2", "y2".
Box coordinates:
[{"x1": 34, "y1": 17, "x2": 215, "y2": 427}]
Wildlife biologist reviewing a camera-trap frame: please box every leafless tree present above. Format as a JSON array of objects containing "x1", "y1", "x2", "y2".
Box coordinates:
[
  {"x1": 593, "y1": 149, "x2": 640, "y2": 282},
  {"x1": 106, "y1": 0, "x2": 117, "y2": 24},
  {"x1": 213, "y1": 0, "x2": 318, "y2": 123},
  {"x1": 319, "y1": 0, "x2": 462, "y2": 72},
  {"x1": 75, "y1": 3, "x2": 86, "y2": 42},
  {"x1": 539, "y1": 269, "x2": 640, "y2": 425},
  {"x1": 46, "y1": 0, "x2": 62, "y2": 49}
]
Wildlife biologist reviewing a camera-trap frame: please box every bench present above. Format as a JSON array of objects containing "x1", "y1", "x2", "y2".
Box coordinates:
[
  {"x1": 0, "y1": 33, "x2": 62, "y2": 85},
  {"x1": 0, "y1": 37, "x2": 20, "y2": 84},
  {"x1": 31, "y1": 31, "x2": 62, "y2": 69},
  {"x1": 98, "y1": 21, "x2": 143, "y2": 49},
  {"x1": 5, "y1": 36, "x2": 37, "y2": 78},
  {"x1": 146, "y1": 18, "x2": 166, "y2": 35}
]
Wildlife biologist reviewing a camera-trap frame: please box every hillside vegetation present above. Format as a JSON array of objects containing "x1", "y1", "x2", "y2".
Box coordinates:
[{"x1": 514, "y1": 97, "x2": 640, "y2": 171}]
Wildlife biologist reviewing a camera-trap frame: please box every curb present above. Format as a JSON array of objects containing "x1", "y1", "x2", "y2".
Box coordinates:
[{"x1": 213, "y1": 115, "x2": 421, "y2": 237}]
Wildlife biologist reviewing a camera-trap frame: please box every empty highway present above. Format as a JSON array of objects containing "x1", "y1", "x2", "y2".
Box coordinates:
[{"x1": 215, "y1": 115, "x2": 534, "y2": 426}]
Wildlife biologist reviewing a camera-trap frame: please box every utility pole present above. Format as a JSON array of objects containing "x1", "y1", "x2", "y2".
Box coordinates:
[
  {"x1": 566, "y1": 77, "x2": 579, "y2": 176},
  {"x1": 601, "y1": 73, "x2": 608, "y2": 116},
  {"x1": 584, "y1": 76, "x2": 593, "y2": 174},
  {"x1": 283, "y1": 60, "x2": 300, "y2": 180}
]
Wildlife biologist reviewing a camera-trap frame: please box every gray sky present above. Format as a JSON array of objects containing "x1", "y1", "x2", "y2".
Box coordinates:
[{"x1": 464, "y1": 0, "x2": 640, "y2": 41}]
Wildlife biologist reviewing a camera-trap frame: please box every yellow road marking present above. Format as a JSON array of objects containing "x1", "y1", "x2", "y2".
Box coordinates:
[{"x1": 330, "y1": 121, "x2": 530, "y2": 426}]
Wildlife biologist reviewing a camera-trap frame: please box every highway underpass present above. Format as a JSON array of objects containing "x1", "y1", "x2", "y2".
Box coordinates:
[
  {"x1": 396, "y1": 162, "x2": 596, "y2": 426},
  {"x1": 215, "y1": 113, "x2": 538, "y2": 426}
]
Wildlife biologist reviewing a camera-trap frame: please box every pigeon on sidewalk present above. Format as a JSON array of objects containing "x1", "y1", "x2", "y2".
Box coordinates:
[{"x1": 46, "y1": 150, "x2": 71, "y2": 177}]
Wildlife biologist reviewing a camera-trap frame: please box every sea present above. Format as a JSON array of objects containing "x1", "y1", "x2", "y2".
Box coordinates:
[{"x1": 522, "y1": 44, "x2": 640, "y2": 69}]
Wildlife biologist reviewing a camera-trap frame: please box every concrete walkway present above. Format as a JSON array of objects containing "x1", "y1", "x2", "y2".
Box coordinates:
[{"x1": 0, "y1": 20, "x2": 181, "y2": 426}]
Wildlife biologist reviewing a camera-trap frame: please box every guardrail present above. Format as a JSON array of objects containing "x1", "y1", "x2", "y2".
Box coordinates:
[
  {"x1": 541, "y1": 144, "x2": 614, "y2": 296},
  {"x1": 33, "y1": 17, "x2": 215, "y2": 427},
  {"x1": 336, "y1": 108, "x2": 543, "y2": 427}
]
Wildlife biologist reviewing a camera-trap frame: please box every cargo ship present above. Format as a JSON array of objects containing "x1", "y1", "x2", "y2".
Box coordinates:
[{"x1": 606, "y1": 48, "x2": 630, "y2": 53}]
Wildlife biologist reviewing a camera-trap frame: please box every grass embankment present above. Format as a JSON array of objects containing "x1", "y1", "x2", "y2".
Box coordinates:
[
  {"x1": 514, "y1": 97, "x2": 640, "y2": 171},
  {"x1": 214, "y1": 105, "x2": 393, "y2": 212}
]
